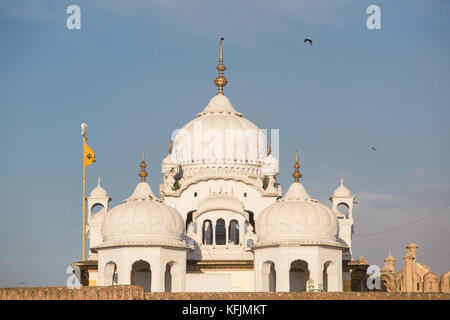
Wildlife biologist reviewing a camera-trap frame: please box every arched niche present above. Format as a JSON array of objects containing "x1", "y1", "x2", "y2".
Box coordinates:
[
  {"x1": 289, "y1": 260, "x2": 309, "y2": 292},
  {"x1": 262, "y1": 261, "x2": 276, "y2": 292},
  {"x1": 323, "y1": 261, "x2": 338, "y2": 292},
  {"x1": 130, "y1": 260, "x2": 151, "y2": 292}
]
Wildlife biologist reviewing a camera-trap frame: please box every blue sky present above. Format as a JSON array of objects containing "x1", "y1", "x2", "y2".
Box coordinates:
[{"x1": 0, "y1": 0, "x2": 449, "y2": 286}]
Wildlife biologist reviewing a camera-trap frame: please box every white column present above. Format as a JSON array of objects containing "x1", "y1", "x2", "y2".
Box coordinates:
[
  {"x1": 225, "y1": 219, "x2": 229, "y2": 245},
  {"x1": 97, "y1": 260, "x2": 104, "y2": 286},
  {"x1": 117, "y1": 259, "x2": 130, "y2": 285},
  {"x1": 308, "y1": 257, "x2": 323, "y2": 291},
  {"x1": 336, "y1": 256, "x2": 343, "y2": 292},
  {"x1": 276, "y1": 250, "x2": 290, "y2": 292},
  {"x1": 212, "y1": 220, "x2": 216, "y2": 245},
  {"x1": 152, "y1": 257, "x2": 163, "y2": 292},
  {"x1": 239, "y1": 220, "x2": 244, "y2": 245},
  {"x1": 254, "y1": 255, "x2": 262, "y2": 291}
]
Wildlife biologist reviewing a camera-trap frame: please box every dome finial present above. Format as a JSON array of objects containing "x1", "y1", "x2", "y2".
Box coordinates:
[
  {"x1": 214, "y1": 37, "x2": 228, "y2": 96},
  {"x1": 268, "y1": 140, "x2": 272, "y2": 155},
  {"x1": 98, "y1": 176, "x2": 101, "y2": 186},
  {"x1": 292, "y1": 150, "x2": 302, "y2": 182},
  {"x1": 169, "y1": 139, "x2": 173, "y2": 154},
  {"x1": 139, "y1": 149, "x2": 148, "y2": 182},
  {"x1": 340, "y1": 177, "x2": 344, "y2": 186}
]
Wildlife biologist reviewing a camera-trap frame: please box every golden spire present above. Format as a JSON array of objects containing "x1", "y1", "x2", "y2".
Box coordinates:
[
  {"x1": 169, "y1": 139, "x2": 173, "y2": 154},
  {"x1": 138, "y1": 149, "x2": 148, "y2": 182},
  {"x1": 268, "y1": 140, "x2": 272, "y2": 155},
  {"x1": 214, "y1": 37, "x2": 228, "y2": 95},
  {"x1": 292, "y1": 150, "x2": 302, "y2": 182}
]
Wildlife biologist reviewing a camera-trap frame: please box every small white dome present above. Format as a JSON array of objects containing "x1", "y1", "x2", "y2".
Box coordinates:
[
  {"x1": 333, "y1": 178, "x2": 352, "y2": 197},
  {"x1": 89, "y1": 177, "x2": 109, "y2": 198},
  {"x1": 256, "y1": 182, "x2": 342, "y2": 247},
  {"x1": 197, "y1": 193, "x2": 245, "y2": 216},
  {"x1": 100, "y1": 181, "x2": 186, "y2": 248},
  {"x1": 261, "y1": 154, "x2": 279, "y2": 176},
  {"x1": 197, "y1": 94, "x2": 242, "y2": 116}
]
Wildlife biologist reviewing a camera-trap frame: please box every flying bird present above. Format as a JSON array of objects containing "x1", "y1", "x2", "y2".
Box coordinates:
[
  {"x1": 371, "y1": 146, "x2": 378, "y2": 151},
  {"x1": 304, "y1": 38, "x2": 313, "y2": 46}
]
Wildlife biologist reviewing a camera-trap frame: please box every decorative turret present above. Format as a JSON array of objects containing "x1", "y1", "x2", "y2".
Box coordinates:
[
  {"x1": 330, "y1": 177, "x2": 355, "y2": 261},
  {"x1": 382, "y1": 252, "x2": 397, "y2": 273},
  {"x1": 86, "y1": 176, "x2": 111, "y2": 260}
]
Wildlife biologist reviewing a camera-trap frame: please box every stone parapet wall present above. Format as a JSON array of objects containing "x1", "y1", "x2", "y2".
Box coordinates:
[
  {"x1": 0, "y1": 285, "x2": 144, "y2": 300},
  {"x1": 1, "y1": 287, "x2": 449, "y2": 300},
  {"x1": 145, "y1": 292, "x2": 450, "y2": 300}
]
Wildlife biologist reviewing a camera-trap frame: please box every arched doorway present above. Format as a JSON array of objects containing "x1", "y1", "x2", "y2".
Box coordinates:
[
  {"x1": 202, "y1": 220, "x2": 213, "y2": 245},
  {"x1": 165, "y1": 261, "x2": 174, "y2": 292},
  {"x1": 262, "y1": 261, "x2": 276, "y2": 292},
  {"x1": 289, "y1": 260, "x2": 309, "y2": 292},
  {"x1": 104, "y1": 261, "x2": 117, "y2": 286},
  {"x1": 131, "y1": 260, "x2": 151, "y2": 292},
  {"x1": 323, "y1": 261, "x2": 338, "y2": 292}
]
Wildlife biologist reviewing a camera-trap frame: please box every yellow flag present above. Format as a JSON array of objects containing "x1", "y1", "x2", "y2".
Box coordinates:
[{"x1": 83, "y1": 139, "x2": 96, "y2": 167}]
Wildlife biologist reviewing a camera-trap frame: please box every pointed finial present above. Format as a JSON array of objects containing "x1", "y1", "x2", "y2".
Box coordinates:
[
  {"x1": 268, "y1": 140, "x2": 272, "y2": 155},
  {"x1": 138, "y1": 149, "x2": 148, "y2": 182},
  {"x1": 169, "y1": 139, "x2": 173, "y2": 154},
  {"x1": 340, "y1": 177, "x2": 344, "y2": 185},
  {"x1": 214, "y1": 37, "x2": 228, "y2": 95},
  {"x1": 98, "y1": 176, "x2": 101, "y2": 186},
  {"x1": 292, "y1": 150, "x2": 302, "y2": 182}
]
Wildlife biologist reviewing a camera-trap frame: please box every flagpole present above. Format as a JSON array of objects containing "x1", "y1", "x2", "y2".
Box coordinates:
[{"x1": 82, "y1": 136, "x2": 86, "y2": 261}]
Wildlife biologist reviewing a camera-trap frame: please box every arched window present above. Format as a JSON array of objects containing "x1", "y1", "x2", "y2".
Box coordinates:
[
  {"x1": 215, "y1": 219, "x2": 226, "y2": 245},
  {"x1": 245, "y1": 210, "x2": 256, "y2": 232},
  {"x1": 104, "y1": 262, "x2": 117, "y2": 286},
  {"x1": 337, "y1": 203, "x2": 349, "y2": 219},
  {"x1": 202, "y1": 220, "x2": 213, "y2": 245},
  {"x1": 228, "y1": 220, "x2": 239, "y2": 245},
  {"x1": 323, "y1": 261, "x2": 338, "y2": 292},
  {"x1": 262, "y1": 261, "x2": 276, "y2": 292},
  {"x1": 131, "y1": 260, "x2": 151, "y2": 292},
  {"x1": 185, "y1": 210, "x2": 195, "y2": 230},
  {"x1": 91, "y1": 203, "x2": 104, "y2": 215}
]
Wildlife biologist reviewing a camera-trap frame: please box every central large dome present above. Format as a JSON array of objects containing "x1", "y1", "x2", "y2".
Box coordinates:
[{"x1": 172, "y1": 94, "x2": 267, "y2": 166}]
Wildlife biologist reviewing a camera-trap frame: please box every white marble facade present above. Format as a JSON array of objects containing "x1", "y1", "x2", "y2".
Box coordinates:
[{"x1": 85, "y1": 42, "x2": 355, "y2": 292}]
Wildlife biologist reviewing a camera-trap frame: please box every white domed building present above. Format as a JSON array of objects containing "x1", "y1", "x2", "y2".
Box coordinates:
[{"x1": 81, "y1": 39, "x2": 356, "y2": 292}]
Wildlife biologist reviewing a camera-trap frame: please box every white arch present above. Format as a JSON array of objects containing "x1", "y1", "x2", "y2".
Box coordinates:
[
  {"x1": 103, "y1": 261, "x2": 117, "y2": 286},
  {"x1": 262, "y1": 261, "x2": 276, "y2": 292},
  {"x1": 323, "y1": 261, "x2": 338, "y2": 292},
  {"x1": 130, "y1": 260, "x2": 152, "y2": 292},
  {"x1": 289, "y1": 259, "x2": 309, "y2": 292}
]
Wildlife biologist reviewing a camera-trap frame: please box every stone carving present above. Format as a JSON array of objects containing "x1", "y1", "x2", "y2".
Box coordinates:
[
  {"x1": 423, "y1": 272, "x2": 439, "y2": 292},
  {"x1": 380, "y1": 243, "x2": 449, "y2": 293},
  {"x1": 439, "y1": 272, "x2": 450, "y2": 293}
]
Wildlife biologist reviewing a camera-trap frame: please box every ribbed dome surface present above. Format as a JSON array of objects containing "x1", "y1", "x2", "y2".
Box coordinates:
[
  {"x1": 197, "y1": 193, "x2": 245, "y2": 215},
  {"x1": 256, "y1": 182, "x2": 341, "y2": 246},
  {"x1": 172, "y1": 95, "x2": 266, "y2": 165},
  {"x1": 333, "y1": 179, "x2": 352, "y2": 197},
  {"x1": 100, "y1": 182, "x2": 185, "y2": 247}
]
